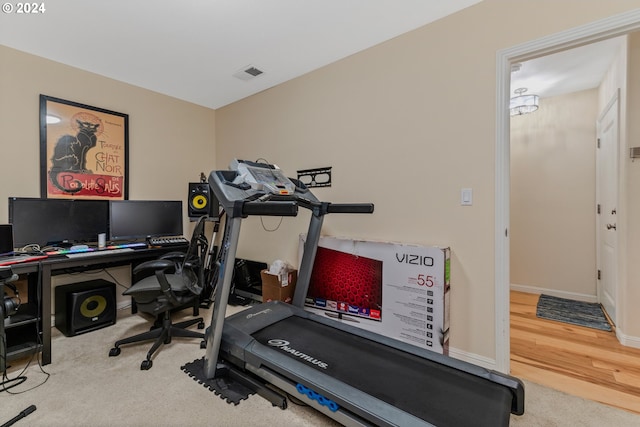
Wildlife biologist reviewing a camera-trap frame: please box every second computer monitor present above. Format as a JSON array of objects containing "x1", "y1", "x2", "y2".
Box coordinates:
[{"x1": 109, "y1": 200, "x2": 183, "y2": 241}]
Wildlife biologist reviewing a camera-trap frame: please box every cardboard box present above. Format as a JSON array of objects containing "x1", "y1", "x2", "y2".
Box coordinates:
[
  {"x1": 300, "y1": 235, "x2": 450, "y2": 355},
  {"x1": 261, "y1": 269, "x2": 297, "y2": 303}
]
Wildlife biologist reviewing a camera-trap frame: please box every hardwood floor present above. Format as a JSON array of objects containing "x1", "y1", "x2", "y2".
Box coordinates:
[{"x1": 510, "y1": 290, "x2": 640, "y2": 414}]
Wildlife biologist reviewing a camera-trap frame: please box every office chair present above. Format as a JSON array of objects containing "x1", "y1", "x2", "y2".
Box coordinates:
[{"x1": 108, "y1": 216, "x2": 209, "y2": 370}]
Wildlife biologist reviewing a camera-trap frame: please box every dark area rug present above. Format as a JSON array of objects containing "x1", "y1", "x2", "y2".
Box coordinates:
[{"x1": 536, "y1": 294, "x2": 612, "y2": 331}]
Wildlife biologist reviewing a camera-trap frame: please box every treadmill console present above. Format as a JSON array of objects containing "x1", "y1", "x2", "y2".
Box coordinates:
[{"x1": 230, "y1": 159, "x2": 295, "y2": 195}]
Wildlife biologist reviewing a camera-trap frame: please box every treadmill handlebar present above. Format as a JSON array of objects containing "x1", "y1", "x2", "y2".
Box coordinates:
[
  {"x1": 218, "y1": 181, "x2": 372, "y2": 218},
  {"x1": 239, "y1": 200, "x2": 298, "y2": 217},
  {"x1": 326, "y1": 203, "x2": 374, "y2": 214},
  {"x1": 235, "y1": 199, "x2": 373, "y2": 217},
  {"x1": 224, "y1": 188, "x2": 374, "y2": 218}
]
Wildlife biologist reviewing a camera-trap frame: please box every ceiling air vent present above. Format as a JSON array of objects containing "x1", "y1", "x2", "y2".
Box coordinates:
[{"x1": 233, "y1": 65, "x2": 264, "y2": 81}]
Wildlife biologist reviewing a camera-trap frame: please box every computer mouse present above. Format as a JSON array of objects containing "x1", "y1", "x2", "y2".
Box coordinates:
[{"x1": 70, "y1": 244, "x2": 89, "y2": 251}]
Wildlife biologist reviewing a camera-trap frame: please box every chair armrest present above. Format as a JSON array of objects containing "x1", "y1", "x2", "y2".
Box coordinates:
[
  {"x1": 132, "y1": 259, "x2": 175, "y2": 275},
  {"x1": 160, "y1": 251, "x2": 186, "y2": 262}
]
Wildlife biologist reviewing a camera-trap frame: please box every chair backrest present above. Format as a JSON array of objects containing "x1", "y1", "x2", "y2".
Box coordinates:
[{"x1": 181, "y1": 215, "x2": 209, "y2": 295}]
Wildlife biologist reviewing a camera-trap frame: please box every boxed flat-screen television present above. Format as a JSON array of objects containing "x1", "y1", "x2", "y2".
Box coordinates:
[
  {"x1": 301, "y1": 236, "x2": 450, "y2": 355},
  {"x1": 307, "y1": 246, "x2": 383, "y2": 321}
]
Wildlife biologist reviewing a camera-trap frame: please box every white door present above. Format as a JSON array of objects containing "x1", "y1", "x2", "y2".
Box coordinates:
[{"x1": 596, "y1": 93, "x2": 619, "y2": 324}]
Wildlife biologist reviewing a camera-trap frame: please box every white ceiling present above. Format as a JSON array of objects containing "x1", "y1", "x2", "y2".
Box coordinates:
[
  {"x1": 0, "y1": 0, "x2": 482, "y2": 109},
  {"x1": 510, "y1": 36, "x2": 626, "y2": 99},
  {"x1": 0, "y1": 1, "x2": 627, "y2": 109}
]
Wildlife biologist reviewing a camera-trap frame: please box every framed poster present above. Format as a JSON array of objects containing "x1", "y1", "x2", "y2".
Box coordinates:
[{"x1": 39, "y1": 95, "x2": 129, "y2": 199}]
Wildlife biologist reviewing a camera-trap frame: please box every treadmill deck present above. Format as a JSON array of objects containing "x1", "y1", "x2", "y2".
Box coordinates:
[{"x1": 249, "y1": 314, "x2": 513, "y2": 427}]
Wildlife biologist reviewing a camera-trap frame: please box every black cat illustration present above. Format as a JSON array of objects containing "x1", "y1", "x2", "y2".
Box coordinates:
[{"x1": 49, "y1": 120, "x2": 100, "y2": 193}]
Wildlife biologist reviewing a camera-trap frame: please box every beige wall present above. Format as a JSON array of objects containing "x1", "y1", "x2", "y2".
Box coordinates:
[
  {"x1": 0, "y1": 45, "x2": 217, "y2": 310},
  {"x1": 625, "y1": 32, "x2": 640, "y2": 339},
  {"x1": 216, "y1": 1, "x2": 640, "y2": 360},
  {"x1": 0, "y1": 45, "x2": 216, "y2": 236},
  {"x1": 594, "y1": 32, "x2": 640, "y2": 342},
  {"x1": 3, "y1": 1, "x2": 638, "y2": 363},
  {"x1": 510, "y1": 90, "x2": 598, "y2": 299}
]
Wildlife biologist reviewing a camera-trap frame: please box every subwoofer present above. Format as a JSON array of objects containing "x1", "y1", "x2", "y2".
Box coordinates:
[
  {"x1": 188, "y1": 182, "x2": 218, "y2": 219},
  {"x1": 55, "y1": 279, "x2": 116, "y2": 337}
]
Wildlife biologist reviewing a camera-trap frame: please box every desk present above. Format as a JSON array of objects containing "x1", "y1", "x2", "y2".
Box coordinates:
[{"x1": 5, "y1": 245, "x2": 187, "y2": 366}]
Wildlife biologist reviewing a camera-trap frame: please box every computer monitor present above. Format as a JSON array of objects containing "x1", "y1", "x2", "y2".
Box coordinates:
[
  {"x1": 8, "y1": 197, "x2": 109, "y2": 248},
  {"x1": 0, "y1": 224, "x2": 14, "y2": 256},
  {"x1": 109, "y1": 200, "x2": 183, "y2": 241},
  {"x1": 305, "y1": 246, "x2": 383, "y2": 321}
]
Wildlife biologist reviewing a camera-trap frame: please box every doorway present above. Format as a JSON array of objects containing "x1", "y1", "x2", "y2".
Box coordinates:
[
  {"x1": 494, "y1": 9, "x2": 640, "y2": 373},
  {"x1": 510, "y1": 87, "x2": 602, "y2": 303}
]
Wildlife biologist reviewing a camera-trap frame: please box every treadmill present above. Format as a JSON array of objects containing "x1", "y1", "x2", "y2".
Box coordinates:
[{"x1": 199, "y1": 159, "x2": 524, "y2": 427}]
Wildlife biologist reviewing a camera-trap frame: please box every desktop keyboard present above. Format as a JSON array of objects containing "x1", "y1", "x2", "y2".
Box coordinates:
[
  {"x1": 147, "y1": 236, "x2": 189, "y2": 247},
  {"x1": 65, "y1": 247, "x2": 135, "y2": 259},
  {"x1": 47, "y1": 242, "x2": 146, "y2": 256}
]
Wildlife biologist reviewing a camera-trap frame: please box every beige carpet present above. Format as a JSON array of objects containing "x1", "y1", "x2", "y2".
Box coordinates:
[{"x1": 3, "y1": 306, "x2": 640, "y2": 427}]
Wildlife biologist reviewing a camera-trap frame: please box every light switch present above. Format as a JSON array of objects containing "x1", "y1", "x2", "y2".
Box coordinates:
[{"x1": 461, "y1": 188, "x2": 473, "y2": 206}]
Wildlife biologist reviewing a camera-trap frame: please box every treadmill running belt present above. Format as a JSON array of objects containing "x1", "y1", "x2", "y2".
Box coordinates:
[{"x1": 252, "y1": 316, "x2": 512, "y2": 427}]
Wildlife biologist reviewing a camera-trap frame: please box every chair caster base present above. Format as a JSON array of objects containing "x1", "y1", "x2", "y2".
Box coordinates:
[
  {"x1": 141, "y1": 360, "x2": 153, "y2": 370},
  {"x1": 109, "y1": 347, "x2": 121, "y2": 357}
]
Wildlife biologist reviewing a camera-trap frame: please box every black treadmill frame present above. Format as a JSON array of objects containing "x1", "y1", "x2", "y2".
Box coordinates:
[{"x1": 201, "y1": 162, "x2": 524, "y2": 426}]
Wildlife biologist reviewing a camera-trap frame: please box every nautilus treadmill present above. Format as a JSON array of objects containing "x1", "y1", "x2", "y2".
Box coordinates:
[{"x1": 197, "y1": 159, "x2": 524, "y2": 427}]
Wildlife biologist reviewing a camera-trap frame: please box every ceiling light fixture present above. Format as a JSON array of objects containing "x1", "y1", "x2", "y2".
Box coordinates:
[
  {"x1": 46, "y1": 115, "x2": 61, "y2": 124},
  {"x1": 510, "y1": 88, "x2": 539, "y2": 116}
]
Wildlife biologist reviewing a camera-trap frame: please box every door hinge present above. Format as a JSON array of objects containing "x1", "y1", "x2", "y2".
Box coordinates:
[
  {"x1": 598, "y1": 269, "x2": 601, "y2": 280},
  {"x1": 597, "y1": 138, "x2": 601, "y2": 149},
  {"x1": 597, "y1": 204, "x2": 601, "y2": 214}
]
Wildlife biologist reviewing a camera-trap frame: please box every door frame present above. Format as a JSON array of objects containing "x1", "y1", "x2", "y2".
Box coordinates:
[
  {"x1": 494, "y1": 9, "x2": 640, "y2": 373},
  {"x1": 596, "y1": 91, "x2": 620, "y2": 323}
]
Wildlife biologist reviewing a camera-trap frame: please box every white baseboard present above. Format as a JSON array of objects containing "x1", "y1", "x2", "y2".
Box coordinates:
[
  {"x1": 616, "y1": 329, "x2": 640, "y2": 349},
  {"x1": 448, "y1": 347, "x2": 497, "y2": 371},
  {"x1": 117, "y1": 301, "x2": 130, "y2": 310},
  {"x1": 510, "y1": 283, "x2": 597, "y2": 303}
]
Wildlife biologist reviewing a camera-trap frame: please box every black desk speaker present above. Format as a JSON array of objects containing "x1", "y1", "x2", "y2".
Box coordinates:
[
  {"x1": 188, "y1": 182, "x2": 218, "y2": 219},
  {"x1": 55, "y1": 279, "x2": 116, "y2": 337}
]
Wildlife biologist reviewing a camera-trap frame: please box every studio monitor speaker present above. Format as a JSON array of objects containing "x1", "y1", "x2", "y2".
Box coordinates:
[
  {"x1": 188, "y1": 182, "x2": 219, "y2": 220},
  {"x1": 55, "y1": 279, "x2": 116, "y2": 337}
]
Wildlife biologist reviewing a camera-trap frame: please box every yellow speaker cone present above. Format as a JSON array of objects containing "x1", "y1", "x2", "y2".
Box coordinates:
[
  {"x1": 192, "y1": 194, "x2": 208, "y2": 208},
  {"x1": 80, "y1": 295, "x2": 107, "y2": 318}
]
